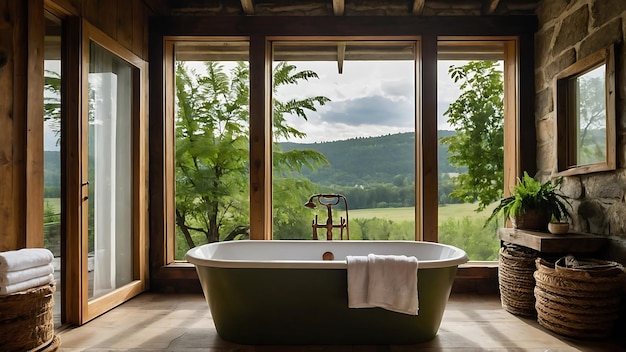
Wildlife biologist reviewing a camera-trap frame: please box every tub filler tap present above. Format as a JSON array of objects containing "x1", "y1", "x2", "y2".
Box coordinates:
[{"x1": 304, "y1": 194, "x2": 349, "y2": 240}]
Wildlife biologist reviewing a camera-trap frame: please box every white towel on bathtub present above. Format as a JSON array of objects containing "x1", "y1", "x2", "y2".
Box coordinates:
[
  {"x1": 346, "y1": 254, "x2": 419, "y2": 315},
  {"x1": 346, "y1": 255, "x2": 371, "y2": 308}
]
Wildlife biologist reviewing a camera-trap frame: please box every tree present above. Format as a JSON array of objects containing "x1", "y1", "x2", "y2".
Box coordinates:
[
  {"x1": 440, "y1": 61, "x2": 504, "y2": 211},
  {"x1": 576, "y1": 74, "x2": 606, "y2": 164},
  {"x1": 44, "y1": 70, "x2": 62, "y2": 146},
  {"x1": 174, "y1": 61, "x2": 329, "y2": 248}
]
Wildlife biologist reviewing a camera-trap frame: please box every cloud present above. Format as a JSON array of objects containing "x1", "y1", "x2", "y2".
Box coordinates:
[{"x1": 318, "y1": 96, "x2": 414, "y2": 127}]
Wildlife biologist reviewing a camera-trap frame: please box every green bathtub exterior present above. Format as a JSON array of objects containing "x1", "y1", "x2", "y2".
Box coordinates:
[{"x1": 195, "y1": 265, "x2": 458, "y2": 345}]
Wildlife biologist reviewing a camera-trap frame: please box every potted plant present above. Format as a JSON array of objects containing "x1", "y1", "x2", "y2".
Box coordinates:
[{"x1": 486, "y1": 172, "x2": 570, "y2": 231}]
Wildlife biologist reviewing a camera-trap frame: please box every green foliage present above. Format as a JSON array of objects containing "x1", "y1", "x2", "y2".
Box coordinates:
[
  {"x1": 486, "y1": 172, "x2": 570, "y2": 226},
  {"x1": 577, "y1": 75, "x2": 607, "y2": 164},
  {"x1": 439, "y1": 216, "x2": 499, "y2": 261},
  {"x1": 174, "y1": 61, "x2": 330, "y2": 253},
  {"x1": 353, "y1": 218, "x2": 414, "y2": 241},
  {"x1": 175, "y1": 61, "x2": 251, "y2": 246},
  {"x1": 440, "y1": 61, "x2": 504, "y2": 211},
  {"x1": 272, "y1": 177, "x2": 319, "y2": 240},
  {"x1": 44, "y1": 70, "x2": 62, "y2": 146},
  {"x1": 351, "y1": 213, "x2": 498, "y2": 261}
]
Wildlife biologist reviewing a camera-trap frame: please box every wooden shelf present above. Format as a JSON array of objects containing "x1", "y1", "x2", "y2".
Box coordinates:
[{"x1": 498, "y1": 228, "x2": 610, "y2": 254}]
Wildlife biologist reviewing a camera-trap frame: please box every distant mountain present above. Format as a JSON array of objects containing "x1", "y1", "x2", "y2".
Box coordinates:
[
  {"x1": 279, "y1": 131, "x2": 459, "y2": 187},
  {"x1": 42, "y1": 131, "x2": 460, "y2": 188}
]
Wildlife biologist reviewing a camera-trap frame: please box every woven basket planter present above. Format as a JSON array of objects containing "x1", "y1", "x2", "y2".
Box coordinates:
[
  {"x1": 0, "y1": 283, "x2": 57, "y2": 352},
  {"x1": 498, "y1": 244, "x2": 539, "y2": 317},
  {"x1": 534, "y1": 258, "x2": 625, "y2": 339}
]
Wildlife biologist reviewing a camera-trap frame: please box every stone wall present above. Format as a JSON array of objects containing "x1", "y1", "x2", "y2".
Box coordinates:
[{"x1": 535, "y1": 0, "x2": 626, "y2": 260}]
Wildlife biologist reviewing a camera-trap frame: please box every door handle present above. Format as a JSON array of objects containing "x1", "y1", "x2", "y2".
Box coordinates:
[{"x1": 82, "y1": 181, "x2": 89, "y2": 201}]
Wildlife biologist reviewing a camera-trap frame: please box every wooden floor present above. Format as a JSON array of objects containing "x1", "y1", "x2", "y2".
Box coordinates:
[{"x1": 57, "y1": 293, "x2": 625, "y2": 351}]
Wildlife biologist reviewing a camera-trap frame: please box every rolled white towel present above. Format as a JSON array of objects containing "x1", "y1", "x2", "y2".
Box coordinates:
[
  {"x1": 0, "y1": 264, "x2": 55, "y2": 285},
  {"x1": 0, "y1": 248, "x2": 54, "y2": 272},
  {"x1": 0, "y1": 273, "x2": 54, "y2": 295}
]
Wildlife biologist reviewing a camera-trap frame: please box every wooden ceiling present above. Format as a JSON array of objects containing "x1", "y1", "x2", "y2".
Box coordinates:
[{"x1": 160, "y1": 0, "x2": 539, "y2": 16}]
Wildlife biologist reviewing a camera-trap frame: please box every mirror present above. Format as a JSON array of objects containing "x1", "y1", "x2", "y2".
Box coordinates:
[{"x1": 555, "y1": 44, "x2": 615, "y2": 176}]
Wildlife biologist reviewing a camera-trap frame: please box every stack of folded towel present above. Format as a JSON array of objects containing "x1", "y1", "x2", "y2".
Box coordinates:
[
  {"x1": 0, "y1": 248, "x2": 55, "y2": 296},
  {"x1": 347, "y1": 253, "x2": 419, "y2": 315}
]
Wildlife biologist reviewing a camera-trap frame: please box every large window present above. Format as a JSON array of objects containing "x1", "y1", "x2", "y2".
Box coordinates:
[
  {"x1": 436, "y1": 41, "x2": 513, "y2": 261},
  {"x1": 170, "y1": 40, "x2": 250, "y2": 260},
  {"x1": 162, "y1": 34, "x2": 522, "y2": 263},
  {"x1": 271, "y1": 40, "x2": 417, "y2": 241}
]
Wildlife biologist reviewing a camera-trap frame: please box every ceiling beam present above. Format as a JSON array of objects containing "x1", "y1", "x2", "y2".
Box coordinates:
[
  {"x1": 333, "y1": 0, "x2": 345, "y2": 16},
  {"x1": 483, "y1": 0, "x2": 500, "y2": 14},
  {"x1": 412, "y1": 0, "x2": 425, "y2": 15},
  {"x1": 241, "y1": 0, "x2": 255, "y2": 15},
  {"x1": 337, "y1": 42, "x2": 346, "y2": 74}
]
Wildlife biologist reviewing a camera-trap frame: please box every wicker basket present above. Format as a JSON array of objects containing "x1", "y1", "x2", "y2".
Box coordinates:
[
  {"x1": 498, "y1": 244, "x2": 539, "y2": 317},
  {"x1": 0, "y1": 283, "x2": 57, "y2": 351},
  {"x1": 534, "y1": 258, "x2": 625, "y2": 339}
]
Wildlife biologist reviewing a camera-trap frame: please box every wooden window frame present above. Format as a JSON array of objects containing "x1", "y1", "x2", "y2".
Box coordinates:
[{"x1": 555, "y1": 44, "x2": 616, "y2": 177}]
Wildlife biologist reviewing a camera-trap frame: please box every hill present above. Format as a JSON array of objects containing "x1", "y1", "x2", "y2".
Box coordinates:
[
  {"x1": 279, "y1": 131, "x2": 458, "y2": 186},
  {"x1": 43, "y1": 131, "x2": 460, "y2": 188}
]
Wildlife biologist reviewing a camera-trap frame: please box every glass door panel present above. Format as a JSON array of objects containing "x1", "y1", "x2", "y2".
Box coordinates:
[
  {"x1": 87, "y1": 41, "x2": 134, "y2": 300},
  {"x1": 44, "y1": 12, "x2": 63, "y2": 328}
]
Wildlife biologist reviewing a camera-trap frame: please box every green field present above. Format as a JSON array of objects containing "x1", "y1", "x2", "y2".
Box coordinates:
[
  {"x1": 44, "y1": 198, "x2": 61, "y2": 213},
  {"x1": 350, "y1": 202, "x2": 497, "y2": 223}
]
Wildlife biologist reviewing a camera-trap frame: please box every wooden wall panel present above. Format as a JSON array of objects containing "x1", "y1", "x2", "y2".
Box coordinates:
[
  {"x1": 0, "y1": 0, "x2": 18, "y2": 251},
  {"x1": 26, "y1": 0, "x2": 45, "y2": 248},
  {"x1": 117, "y1": 0, "x2": 134, "y2": 50},
  {"x1": 0, "y1": 0, "x2": 155, "y2": 251}
]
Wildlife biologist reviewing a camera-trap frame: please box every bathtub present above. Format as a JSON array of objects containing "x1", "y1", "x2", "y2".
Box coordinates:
[{"x1": 186, "y1": 240, "x2": 467, "y2": 345}]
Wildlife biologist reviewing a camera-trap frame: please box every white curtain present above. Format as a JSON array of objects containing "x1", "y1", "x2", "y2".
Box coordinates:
[{"x1": 91, "y1": 72, "x2": 118, "y2": 297}]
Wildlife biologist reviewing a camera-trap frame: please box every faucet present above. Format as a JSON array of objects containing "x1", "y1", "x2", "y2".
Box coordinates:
[{"x1": 304, "y1": 194, "x2": 349, "y2": 240}]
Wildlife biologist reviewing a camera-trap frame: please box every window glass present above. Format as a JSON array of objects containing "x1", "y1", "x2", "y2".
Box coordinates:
[
  {"x1": 271, "y1": 41, "x2": 417, "y2": 240},
  {"x1": 571, "y1": 64, "x2": 606, "y2": 166},
  {"x1": 87, "y1": 41, "x2": 134, "y2": 299},
  {"x1": 173, "y1": 41, "x2": 250, "y2": 259},
  {"x1": 437, "y1": 43, "x2": 505, "y2": 261},
  {"x1": 44, "y1": 12, "x2": 62, "y2": 328}
]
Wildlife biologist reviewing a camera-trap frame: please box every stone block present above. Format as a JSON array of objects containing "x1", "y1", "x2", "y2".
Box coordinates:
[
  {"x1": 536, "y1": 142, "x2": 556, "y2": 172},
  {"x1": 536, "y1": 114, "x2": 555, "y2": 144},
  {"x1": 553, "y1": 5, "x2": 589, "y2": 55},
  {"x1": 579, "y1": 18, "x2": 623, "y2": 59},
  {"x1": 544, "y1": 49, "x2": 576, "y2": 80},
  {"x1": 536, "y1": 0, "x2": 572, "y2": 26},
  {"x1": 583, "y1": 173, "x2": 624, "y2": 200},
  {"x1": 535, "y1": 26, "x2": 555, "y2": 68},
  {"x1": 535, "y1": 87, "x2": 554, "y2": 117},
  {"x1": 560, "y1": 175, "x2": 583, "y2": 199},
  {"x1": 577, "y1": 199, "x2": 609, "y2": 235},
  {"x1": 607, "y1": 202, "x2": 626, "y2": 236},
  {"x1": 591, "y1": 0, "x2": 626, "y2": 27},
  {"x1": 535, "y1": 69, "x2": 546, "y2": 92}
]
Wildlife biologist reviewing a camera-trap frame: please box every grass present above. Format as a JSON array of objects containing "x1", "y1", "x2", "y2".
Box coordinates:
[
  {"x1": 350, "y1": 202, "x2": 497, "y2": 224},
  {"x1": 44, "y1": 198, "x2": 61, "y2": 214}
]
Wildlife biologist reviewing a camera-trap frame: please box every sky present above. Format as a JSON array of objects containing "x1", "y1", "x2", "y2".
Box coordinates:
[
  {"x1": 43, "y1": 58, "x2": 473, "y2": 150},
  {"x1": 274, "y1": 59, "x2": 466, "y2": 143}
]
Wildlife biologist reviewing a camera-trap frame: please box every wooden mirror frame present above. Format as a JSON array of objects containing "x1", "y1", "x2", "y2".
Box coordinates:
[{"x1": 555, "y1": 44, "x2": 616, "y2": 176}]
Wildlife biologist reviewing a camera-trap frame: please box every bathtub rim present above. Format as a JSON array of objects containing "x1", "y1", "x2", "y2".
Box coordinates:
[{"x1": 186, "y1": 240, "x2": 468, "y2": 270}]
